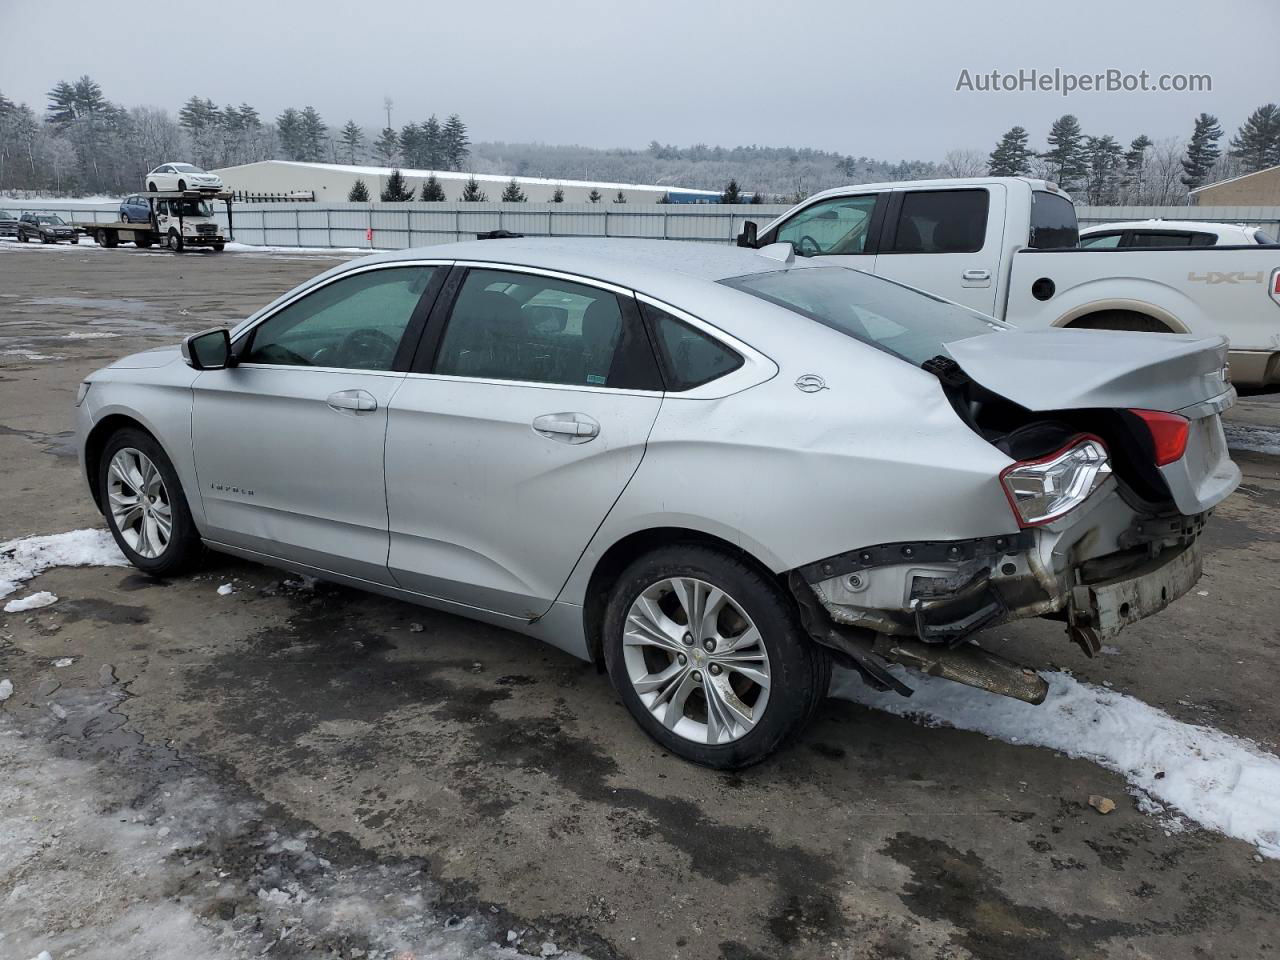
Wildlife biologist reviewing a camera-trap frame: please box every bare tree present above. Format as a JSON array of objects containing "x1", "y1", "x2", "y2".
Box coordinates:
[
  {"x1": 1144, "y1": 137, "x2": 1189, "y2": 206},
  {"x1": 938, "y1": 148, "x2": 987, "y2": 178}
]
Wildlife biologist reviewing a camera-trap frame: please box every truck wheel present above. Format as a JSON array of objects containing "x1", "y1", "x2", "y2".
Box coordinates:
[
  {"x1": 211, "y1": 243, "x2": 225, "y2": 252},
  {"x1": 167, "y1": 230, "x2": 184, "y2": 253},
  {"x1": 135, "y1": 236, "x2": 152, "y2": 248},
  {"x1": 1067, "y1": 310, "x2": 1172, "y2": 334},
  {"x1": 102, "y1": 230, "x2": 118, "y2": 248}
]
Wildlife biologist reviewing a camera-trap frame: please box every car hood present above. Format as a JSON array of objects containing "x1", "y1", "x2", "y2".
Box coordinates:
[
  {"x1": 944, "y1": 328, "x2": 1231, "y2": 414},
  {"x1": 106, "y1": 345, "x2": 181, "y2": 370}
]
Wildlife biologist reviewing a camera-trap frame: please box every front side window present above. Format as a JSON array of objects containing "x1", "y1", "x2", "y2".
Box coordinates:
[
  {"x1": 723, "y1": 266, "x2": 1007, "y2": 367},
  {"x1": 1028, "y1": 191, "x2": 1078, "y2": 248},
  {"x1": 433, "y1": 269, "x2": 658, "y2": 389},
  {"x1": 244, "y1": 266, "x2": 435, "y2": 370},
  {"x1": 1080, "y1": 232, "x2": 1122, "y2": 248},
  {"x1": 889, "y1": 189, "x2": 989, "y2": 254},
  {"x1": 774, "y1": 194, "x2": 878, "y2": 256},
  {"x1": 640, "y1": 303, "x2": 743, "y2": 390}
]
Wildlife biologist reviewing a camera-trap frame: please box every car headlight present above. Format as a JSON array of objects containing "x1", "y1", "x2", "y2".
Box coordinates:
[
  {"x1": 1000, "y1": 436, "x2": 1112, "y2": 527},
  {"x1": 75, "y1": 382, "x2": 91, "y2": 407}
]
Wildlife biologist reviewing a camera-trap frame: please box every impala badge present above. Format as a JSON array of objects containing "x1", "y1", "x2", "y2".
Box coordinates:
[{"x1": 794, "y1": 374, "x2": 828, "y2": 393}]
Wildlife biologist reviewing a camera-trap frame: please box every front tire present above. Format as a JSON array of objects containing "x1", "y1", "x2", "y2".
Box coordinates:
[
  {"x1": 603, "y1": 545, "x2": 830, "y2": 769},
  {"x1": 167, "y1": 230, "x2": 184, "y2": 252},
  {"x1": 98, "y1": 429, "x2": 203, "y2": 576}
]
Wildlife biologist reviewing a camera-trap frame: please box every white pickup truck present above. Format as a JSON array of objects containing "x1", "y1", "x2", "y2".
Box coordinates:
[{"x1": 741, "y1": 177, "x2": 1280, "y2": 386}]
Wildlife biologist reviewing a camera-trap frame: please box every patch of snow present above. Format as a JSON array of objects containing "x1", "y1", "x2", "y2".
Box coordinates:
[
  {"x1": 0, "y1": 528, "x2": 128, "y2": 599},
  {"x1": 61, "y1": 331, "x2": 119, "y2": 340},
  {"x1": 3, "y1": 591, "x2": 58, "y2": 613},
  {"x1": 832, "y1": 665, "x2": 1280, "y2": 858},
  {"x1": 0, "y1": 679, "x2": 11, "y2": 701},
  {"x1": 222, "y1": 241, "x2": 373, "y2": 255},
  {"x1": 1224, "y1": 422, "x2": 1280, "y2": 456},
  {"x1": 1, "y1": 348, "x2": 63, "y2": 361},
  {"x1": 53, "y1": 657, "x2": 75, "y2": 668},
  {"x1": 216, "y1": 583, "x2": 234, "y2": 596}
]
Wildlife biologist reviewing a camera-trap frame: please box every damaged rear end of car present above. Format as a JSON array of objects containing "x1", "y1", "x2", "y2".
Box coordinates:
[{"x1": 726, "y1": 267, "x2": 1240, "y2": 706}]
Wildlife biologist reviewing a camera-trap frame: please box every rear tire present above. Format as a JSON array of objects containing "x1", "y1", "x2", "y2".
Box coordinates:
[
  {"x1": 148, "y1": 181, "x2": 157, "y2": 192},
  {"x1": 98, "y1": 428, "x2": 203, "y2": 577},
  {"x1": 1067, "y1": 310, "x2": 1172, "y2": 333},
  {"x1": 602, "y1": 544, "x2": 831, "y2": 769},
  {"x1": 177, "y1": 179, "x2": 187, "y2": 192}
]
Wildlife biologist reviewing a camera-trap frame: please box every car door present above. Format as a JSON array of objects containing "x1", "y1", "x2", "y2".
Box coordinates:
[
  {"x1": 872, "y1": 185, "x2": 1004, "y2": 314},
  {"x1": 765, "y1": 192, "x2": 886, "y2": 268},
  {"x1": 385, "y1": 264, "x2": 664, "y2": 619},
  {"x1": 190, "y1": 262, "x2": 445, "y2": 583}
]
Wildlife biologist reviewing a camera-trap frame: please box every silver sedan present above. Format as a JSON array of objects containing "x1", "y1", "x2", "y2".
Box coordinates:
[{"x1": 76, "y1": 238, "x2": 1240, "y2": 767}]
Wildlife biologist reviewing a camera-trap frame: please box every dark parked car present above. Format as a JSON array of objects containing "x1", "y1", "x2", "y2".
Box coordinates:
[
  {"x1": 119, "y1": 195, "x2": 151, "y2": 223},
  {"x1": 18, "y1": 213, "x2": 80, "y2": 244},
  {"x1": 0, "y1": 208, "x2": 18, "y2": 238}
]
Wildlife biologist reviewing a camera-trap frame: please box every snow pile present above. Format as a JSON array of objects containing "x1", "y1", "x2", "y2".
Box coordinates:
[
  {"x1": 0, "y1": 679, "x2": 11, "y2": 701},
  {"x1": 1224, "y1": 422, "x2": 1280, "y2": 456},
  {"x1": 0, "y1": 529, "x2": 127, "y2": 599},
  {"x1": 4, "y1": 591, "x2": 58, "y2": 613},
  {"x1": 216, "y1": 583, "x2": 234, "y2": 596},
  {"x1": 832, "y1": 666, "x2": 1280, "y2": 858},
  {"x1": 61, "y1": 331, "x2": 119, "y2": 340}
]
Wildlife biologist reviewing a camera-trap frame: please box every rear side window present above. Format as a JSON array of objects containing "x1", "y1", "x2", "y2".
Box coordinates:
[
  {"x1": 888, "y1": 189, "x2": 988, "y2": 254},
  {"x1": 640, "y1": 302, "x2": 743, "y2": 391},
  {"x1": 1256, "y1": 230, "x2": 1277, "y2": 245},
  {"x1": 1028, "y1": 191, "x2": 1078, "y2": 248},
  {"x1": 1080, "y1": 232, "x2": 1122, "y2": 248},
  {"x1": 1129, "y1": 231, "x2": 1216, "y2": 247}
]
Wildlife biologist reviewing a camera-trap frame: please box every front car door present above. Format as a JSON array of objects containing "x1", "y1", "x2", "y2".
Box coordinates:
[
  {"x1": 871, "y1": 185, "x2": 1005, "y2": 314},
  {"x1": 190, "y1": 262, "x2": 444, "y2": 583},
  {"x1": 385, "y1": 264, "x2": 664, "y2": 619}
]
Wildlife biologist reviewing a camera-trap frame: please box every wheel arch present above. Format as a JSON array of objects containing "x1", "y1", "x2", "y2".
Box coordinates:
[
  {"x1": 580, "y1": 526, "x2": 784, "y2": 668},
  {"x1": 1050, "y1": 298, "x2": 1190, "y2": 333},
  {"x1": 83, "y1": 413, "x2": 173, "y2": 513}
]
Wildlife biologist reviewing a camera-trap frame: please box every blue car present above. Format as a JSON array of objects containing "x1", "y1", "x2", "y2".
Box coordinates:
[{"x1": 119, "y1": 195, "x2": 151, "y2": 224}]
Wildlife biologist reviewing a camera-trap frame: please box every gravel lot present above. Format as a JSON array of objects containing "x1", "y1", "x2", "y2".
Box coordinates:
[{"x1": 1, "y1": 240, "x2": 1279, "y2": 960}]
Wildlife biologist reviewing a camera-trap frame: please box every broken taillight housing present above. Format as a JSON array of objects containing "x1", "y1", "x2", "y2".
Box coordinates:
[
  {"x1": 1000, "y1": 437, "x2": 1113, "y2": 527},
  {"x1": 1130, "y1": 409, "x2": 1190, "y2": 466}
]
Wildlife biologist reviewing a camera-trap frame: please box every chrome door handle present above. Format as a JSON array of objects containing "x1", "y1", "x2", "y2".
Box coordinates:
[
  {"x1": 533, "y1": 413, "x2": 600, "y2": 443},
  {"x1": 326, "y1": 389, "x2": 377, "y2": 413}
]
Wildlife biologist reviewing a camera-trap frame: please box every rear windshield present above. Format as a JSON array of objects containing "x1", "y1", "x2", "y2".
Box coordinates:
[
  {"x1": 1028, "y1": 191, "x2": 1078, "y2": 248},
  {"x1": 722, "y1": 266, "x2": 1007, "y2": 366}
]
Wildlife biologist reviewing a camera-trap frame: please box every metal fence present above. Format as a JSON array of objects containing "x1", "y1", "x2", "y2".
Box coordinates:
[{"x1": 9, "y1": 200, "x2": 1280, "y2": 250}]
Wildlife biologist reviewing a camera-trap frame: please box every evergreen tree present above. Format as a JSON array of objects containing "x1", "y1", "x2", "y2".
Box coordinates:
[
  {"x1": 1181, "y1": 113, "x2": 1223, "y2": 189},
  {"x1": 420, "y1": 173, "x2": 446, "y2": 201},
  {"x1": 276, "y1": 107, "x2": 304, "y2": 160},
  {"x1": 178, "y1": 96, "x2": 221, "y2": 134},
  {"x1": 442, "y1": 114, "x2": 469, "y2": 170},
  {"x1": 588, "y1": 189, "x2": 602, "y2": 203},
  {"x1": 422, "y1": 114, "x2": 444, "y2": 168},
  {"x1": 987, "y1": 126, "x2": 1031, "y2": 176},
  {"x1": 1122, "y1": 134, "x2": 1152, "y2": 203},
  {"x1": 613, "y1": 190, "x2": 626, "y2": 203},
  {"x1": 501, "y1": 178, "x2": 526, "y2": 202},
  {"x1": 399, "y1": 121, "x2": 423, "y2": 167},
  {"x1": 750, "y1": 191, "x2": 765, "y2": 204},
  {"x1": 1230, "y1": 104, "x2": 1280, "y2": 173},
  {"x1": 1042, "y1": 115, "x2": 1087, "y2": 189},
  {"x1": 460, "y1": 175, "x2": 486, "y2": 201},
  {"x1": 340, "y1": 121, "x2": 364, "y2": 164},
  {"x1": 720, "y1": 179, "x2": 742, "y2": 203},
  {"x1": 380, "y1": 168, "x2": 415, "y2": 201},
  {"x1": 551, "y1": 187, "x2": 564, "y2": 202},
  {"x1": 299, "y1": 106, "x2": 327, "y2": 162},
  {"x1": 348, "y1": 179, "x2": 370, "y2": 202},
  {"x1": 1083, "y1": 135, "x2": 1123, "y2": 205},
  {"x1": 374, "y1": 126, "x2": 399, "y2": 166}
]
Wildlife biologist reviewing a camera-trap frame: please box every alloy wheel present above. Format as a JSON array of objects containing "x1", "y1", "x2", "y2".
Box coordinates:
[
  {"x1": 107, "y1": 447, "x2": 172, "y2": 559},
  {"x1": 622, "y1": 577, "x2": 772, "y2": 745}
]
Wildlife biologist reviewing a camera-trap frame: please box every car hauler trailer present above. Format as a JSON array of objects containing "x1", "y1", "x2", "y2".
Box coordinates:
[{"x1": 75, "y1": 190, "x2": 234, "y2": 252}]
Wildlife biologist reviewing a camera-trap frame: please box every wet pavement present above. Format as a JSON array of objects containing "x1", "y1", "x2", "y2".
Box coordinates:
[{"x1": 1, "y1": 240, "x2": 1279, "y2": 959}]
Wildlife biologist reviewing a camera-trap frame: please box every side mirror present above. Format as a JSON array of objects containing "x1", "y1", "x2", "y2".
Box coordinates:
[
  {"x1": 736, "y1": 221, "x2": 758, "y2": 248},
  {"x1": 182, "y1": 327, "x2": 235, "y2": 370}
]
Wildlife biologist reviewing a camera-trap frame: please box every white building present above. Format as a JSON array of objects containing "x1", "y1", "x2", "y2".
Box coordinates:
[{"x1": 209, "y1": 160, "x2": 721, "y2": 204}]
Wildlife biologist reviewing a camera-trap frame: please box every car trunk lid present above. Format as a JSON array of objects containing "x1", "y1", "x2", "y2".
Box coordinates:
[{"x1": 943, "y1": 328, "x2": 1231, "y2": 415}]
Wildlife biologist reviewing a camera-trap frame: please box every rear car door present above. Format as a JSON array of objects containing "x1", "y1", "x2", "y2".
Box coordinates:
[
  {"x1": 385, "y1": 265, "x2": 664, "y2": 619},
  {"x1": 872, "y1": 185, "x2": 1004, "y2": 314},
  {"x1": 190, "y1": 262, "x2": 444, "y2": 582}
]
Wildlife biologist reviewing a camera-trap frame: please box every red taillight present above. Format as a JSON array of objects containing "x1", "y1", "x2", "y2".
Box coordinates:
[{"x1": 1130, "y1": 409, "x2": 1190, "y2": 466}]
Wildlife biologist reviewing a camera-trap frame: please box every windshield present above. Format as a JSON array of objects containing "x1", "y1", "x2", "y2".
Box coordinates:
[
  {"x1": 35, "y1": 216, "x2": 65, "y2": 225},
  {"x1": 722, "y1": 266, "x2": 1007, "y2": 366},
  {"x1": 171, "y1": 163, "x2": 203, "y2": 173},
  {"x1": 166, "y1": 199, "x2": 213, "y2": 217}
]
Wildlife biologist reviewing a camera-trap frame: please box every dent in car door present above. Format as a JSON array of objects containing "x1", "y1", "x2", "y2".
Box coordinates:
[
  {"x1": 872, "y1": 185, "x2": 1005, "y2": 314},
  {"x1": 191, "y1": 264, "x2": 443, "y2": 583},
  {"x1": 385, "y1": 266, "x2": 663, "y2": 619}
]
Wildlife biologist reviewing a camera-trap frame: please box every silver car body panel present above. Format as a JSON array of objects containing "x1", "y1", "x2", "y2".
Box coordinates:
[{"x1": 77, "y1": 238, "x2": 1241, "y2": 667}]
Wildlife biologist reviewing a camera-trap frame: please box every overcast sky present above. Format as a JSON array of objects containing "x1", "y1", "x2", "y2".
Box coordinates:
[{"x1": 2, "y1": 0, "x2": 1275, "y2": 159}]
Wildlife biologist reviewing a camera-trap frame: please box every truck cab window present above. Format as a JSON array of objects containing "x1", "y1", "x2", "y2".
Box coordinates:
[
  {"x1": 1028, "y1": 191, "x2": 1078, "y2": 248},
  {"x1": 888, "y1": 189, "x2": 989, "y2": 254}
]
